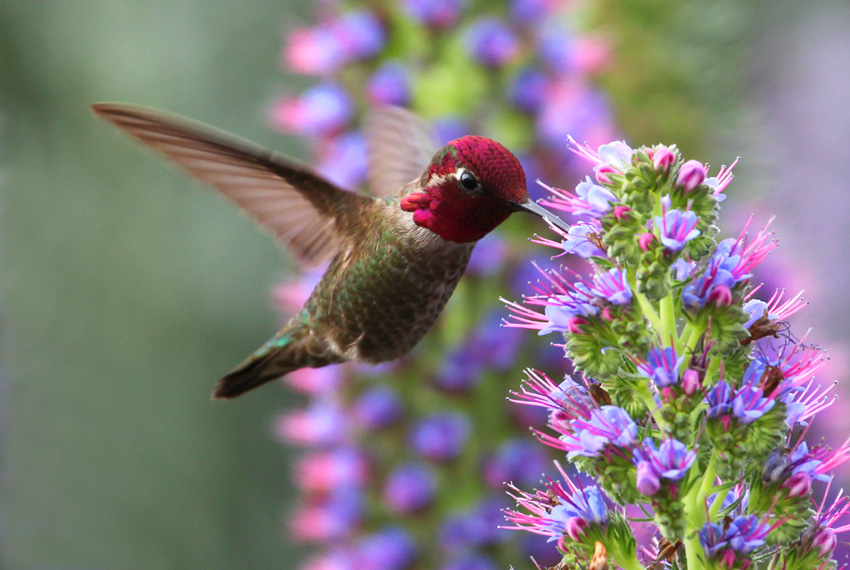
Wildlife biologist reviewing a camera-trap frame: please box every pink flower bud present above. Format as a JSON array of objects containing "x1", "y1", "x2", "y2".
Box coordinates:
[
  {"x1": 594, "y1": 164, "x2": 617, "y2": 185},
  {"x1": 682, "y1": 368, "x2": 700, "y2": 396},
  {"x1": 721, "y1": 415, "x2": 732, "y2": 432},
  {"x1": 613, "y1": 205, "x2": 632, "y2": 221},
  {"x1": 567, "y1": 316, "x2": 589, "y2": 334},
  {"x1": 653, "y1": 146, "x2": 676, "y2": 173},
  {"x1": 720, "y1": 549, "x2": 737, "y2": 569},
  {"x1": 676, "y1": 160, "x2": 707, "y2": 192},
  {"x1": 708, "y1": 284, "x2": 732, "y2": 307},
  {"x1": 638, "y1": 232, "x2": 656, "y2": 251},
  {"x1": 813, "y1": 528, "x2": 837, "y2": 557},
  {"x1": 661, "y1": 387, "x2": 676, "y2": 402},
  {"x1": 564, "y1": 517, "x2": 590, "y2": 541},
  {"x1": 781, "y1": 472, "x2": 812, "y2": 498},
  {"x1": 601, "y1": 306, "x2": 615, "y2": 321}
]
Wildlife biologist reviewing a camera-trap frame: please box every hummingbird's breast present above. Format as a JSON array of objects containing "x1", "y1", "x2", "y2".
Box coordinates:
[{"x1": 304, "y1": 202, "x2": 474, "y2": 364}]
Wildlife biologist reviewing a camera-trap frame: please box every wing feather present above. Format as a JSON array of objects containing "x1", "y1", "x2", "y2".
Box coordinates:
[
  {"x1": 91, "y1": 102, "x2": 376, "y2": 267},
  {"x1": 365, "y1": 106, "x2": 436, "y2": 198}
]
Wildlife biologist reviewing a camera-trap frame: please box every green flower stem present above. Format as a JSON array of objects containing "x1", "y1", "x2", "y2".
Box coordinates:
[
  {"x1": 682, "y1": 449, "x2": 717, "y2": 570},
  {"x1": 635, "y1": 289, "x2": 664, "y2": 338},
  {"x1": 660, "y1": 291, "x2": 680, "y2": 352},
  {"x1": 635, "y1": 383, "x2": 666, "y2": 432}
]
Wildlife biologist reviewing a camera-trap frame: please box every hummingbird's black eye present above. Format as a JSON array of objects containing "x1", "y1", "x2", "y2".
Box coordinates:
[{"x1": 459, "y1": 170, "x2": 479, "y2": 191}]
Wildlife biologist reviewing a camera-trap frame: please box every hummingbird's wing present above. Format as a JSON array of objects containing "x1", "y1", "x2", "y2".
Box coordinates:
[
  {"x1": 91, "y1": 103, "x2": 375, "y2": 268},
  {"x1": 365, "y1": 106, "x2": 436, "y2": 198}
]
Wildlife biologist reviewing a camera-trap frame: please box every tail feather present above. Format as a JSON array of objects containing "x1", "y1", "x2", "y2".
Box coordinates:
[
  {"x1": 212, "y1": 325, "x2": 344, "y2": 399},
  {"x1": 212, "y1": 351, "x2": 296, "y2": 399}
]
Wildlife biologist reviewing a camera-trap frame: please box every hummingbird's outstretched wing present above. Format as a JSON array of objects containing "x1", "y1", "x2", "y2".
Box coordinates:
[
  {"x1": 91, "y1": 103, "x2": 375, "y2": 268},
  {"x1": 365, "y1": 106, "x2": 436, "y2": 198}
]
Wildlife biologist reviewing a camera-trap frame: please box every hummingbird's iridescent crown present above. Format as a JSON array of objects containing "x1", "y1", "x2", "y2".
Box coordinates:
[{"x1": 400, "y1": 136, "x2": 528, "y2": 243}]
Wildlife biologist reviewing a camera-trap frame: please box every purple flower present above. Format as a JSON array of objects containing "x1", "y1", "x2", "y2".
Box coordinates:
[
  {"x1": 505, "y1": 464, "x2": 609, "y2": 543},
  {"x1": 671, "y1": 258, "x2": 696, "y2": 281},
  {"x1": 441, "y1": 497, "x2": 509, "y2": 550},
  {"x1": 352, "y1": 385, "x2": 403, "y2": 430},
  {"x1": 317, "y1": 131, "x2": 368, "y2": 189},
  {"x1": 403, "y1": 0, "x2": 464, "y2": 29},
  {"x1": 575, "y1": 177, "x2": 617, "y2": 217},
  {"x1": 742, "y1": 298, "x2": 768, "y2": 329},
  {"x1": 284, "y1": 26, "x2": 346, "y2": 75},
  {"x1": 290, "y1": 488, "x2": 363, "y2": 541},
  {"x1": 633, "y1": 438, "x2": 696, "y2": 483},
  {"x1": 295, "y1": 447, "x2": 370, "y2": 494},
  {"x1": 699, "y1": 515, "x2": 770, "y2": 557},
  {"x1": 467, "y1": 233, "x2": 508, "y2": 276},
  {"x1": 276, "y1": 400, "x2": 347, "y2": 446},
  {"x1": 638, "y1": 346, "x2": 685, "y2": 388},
  {"x1": 562, "y1": 221, "x2": 605, "y2": 258},
  {"x1": 635, "y1": 460, "x2": 660, "y2": 496},
  {"x1": 590, "y1": 267, "x2": 632, "y2": 306},
  {"x1": 562, "y1": 405, "x2": 638, "y2": 458},
  {"x1": 464, "y1": 17, "x2": 520, "y2": 67},
  {"x1": 354, "y1": 527, "x2": 417, "y2": 570},
  {"x1": 509, "y1": 0, "x2": 554, "y2": 25},
  {"x1": 271, "y1": 83, "x2": 353, "y2": 137},
  {"x1": 432, "y1": 116, "x2": 470, "y2": 145},
  {"x1": 433, "y1": 347, "x2": 484, "y2": 392},
  {"x1": 731, "y1": 385, "x2": 775, "y2": 425},
  {"x1": 333, "y1": 11, "x2": 385, "y2": 60},
  {"x1": 676, "y1": 159, "x2": 707, "y2": 192},
  {"x1": 384, "y1": 463, "x2": 437, "y2": 513},
  {"x1": 654, "y1": 209, "x2": 701, "y2": 252},
  {"x1": 410, "y1": 412, "x2": 471, "y2": 461},
  {"x1": 705, "y1": 381, "x2": 734, "y2": 419},
  {"x1": 538, "y1": 23, "x2": 575, "y2": 73},
  {"x1": 441, "y1": 554, "x2": 497, "y2": 570},
  {"x1": 368, "y1": 61, "x2": 411, "y2": 106},
  {"x1": 508, "y1": 68, "x2": 548, "y2": 114},
  {"x1": 482, "y1": 439, "x2": 550, "y2": 489}
]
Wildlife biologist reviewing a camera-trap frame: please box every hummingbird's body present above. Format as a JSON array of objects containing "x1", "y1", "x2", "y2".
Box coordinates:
[
  {"x1": 225, "y1": 197, "x2": 473, "y2": 396},
  {"x1": 92, "y1": 103, "x2": 571, "y2": 398}
]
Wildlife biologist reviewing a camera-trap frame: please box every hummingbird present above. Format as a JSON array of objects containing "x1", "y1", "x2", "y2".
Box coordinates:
[{"x1": 91, "y1": 103, "x2": 572, "y2": 399}]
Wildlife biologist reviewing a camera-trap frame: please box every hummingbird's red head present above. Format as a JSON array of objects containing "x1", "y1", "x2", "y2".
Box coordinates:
[{"x1": 400, "y1": 136, "x2": 532, "y2": 243}]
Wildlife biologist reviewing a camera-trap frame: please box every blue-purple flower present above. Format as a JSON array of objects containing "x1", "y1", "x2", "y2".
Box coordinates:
[
  {"x1": 654, "y1": 208, "x2": 700, "y2": 252},
  {"x1": 638, "y1": 346, "x2": 685, "y2": 388}
]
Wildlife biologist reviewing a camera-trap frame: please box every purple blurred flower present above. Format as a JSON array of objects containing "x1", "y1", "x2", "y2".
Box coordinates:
[
  {"x1": 295, "y1": 447, "x2": 370, "y2": 493},
  {"x1": 271, "y1": 82, "x2": 353, "y2": 136},
  {"x1": 368, "y1": 61, "x2": 412, "y2": 106},
  {"x1": 508, "y1": 68, "x2": 548, "y2": 114},
  {"x1": 276, "y1": 400, "x2": 348, "y2": 446},
  {"x1": 333, "y1": 11, "x2": 385, "y2": 60},
  {"x1": 410, "y1": 412, "x2": 471, "y2": 461},
  {"x1": 403, "y1": 0, "x2": 465, "y2": 29},
  {"x1": 432, "y1": 116, "x2": 470, "y2": 145},
  {"x1": 441, "y1": 554, "x2": 496, "y2": 570},
  {"x1": 538, "y1": 23, "x2": 575, "y2": 73},
  {"x1": 464, "y1": 17, "x2": 520, "y2": 67},
  {"x1": 354, "y1": 527, "x2": 417, "y2": 570},
  {"x1": 317, "y1": 131, "x2": 368, "y2": 189},
  {"x1": 467, "y1": 233, "x2": 508, "y2": 276},
  {"x1": 352, "y1": 385, "x2": 403, "y2": 430},
  {"x1": 483, "y1": 439, "x2": 550, "y2": 489},
  {"x1": 384, "y1": 463, "x2": 438, "y2": 513}
]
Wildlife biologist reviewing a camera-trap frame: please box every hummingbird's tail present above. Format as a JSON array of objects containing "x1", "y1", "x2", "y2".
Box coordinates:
[{"x1": 212, "y1": 326, "x2": 343, "y2": 399}]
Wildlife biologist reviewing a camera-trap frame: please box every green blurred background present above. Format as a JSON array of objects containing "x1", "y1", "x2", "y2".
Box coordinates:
[{"x1": 2, "y1": 1, "x2": 850, "y2": 569}]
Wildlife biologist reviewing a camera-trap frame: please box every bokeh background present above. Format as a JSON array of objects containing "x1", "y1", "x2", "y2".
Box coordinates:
[{"x1": 1, "y1": 0, "x2": 850, "y2": 568}]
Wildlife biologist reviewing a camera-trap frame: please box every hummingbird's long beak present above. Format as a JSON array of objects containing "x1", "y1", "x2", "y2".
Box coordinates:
[{"x1": 517, "y1": 199, "x2": 572, "y2": 234}]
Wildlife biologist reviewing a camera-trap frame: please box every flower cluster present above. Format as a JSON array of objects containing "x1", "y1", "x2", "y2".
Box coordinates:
[
  {"x1": 504, "y1": 140, "x2": 850, "y2": 569},
  {"x1": 274, "y1": 0, "x2": 617, "y2": 193}
]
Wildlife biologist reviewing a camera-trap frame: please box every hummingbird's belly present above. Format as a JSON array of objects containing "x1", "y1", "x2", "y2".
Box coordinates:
[{"x1": 314, "y1": 232, "x2": 474, "y2": 363}]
